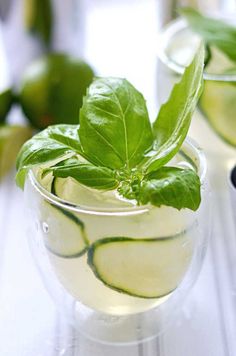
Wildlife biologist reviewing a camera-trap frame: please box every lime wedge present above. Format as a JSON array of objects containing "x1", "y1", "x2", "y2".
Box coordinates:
[{"x1": 0, "y1": 125, "x2": 33, "y2": 180}]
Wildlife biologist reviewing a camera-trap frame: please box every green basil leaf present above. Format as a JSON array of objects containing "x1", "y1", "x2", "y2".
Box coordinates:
[
  {"x1": 53, "y1": 156, "x2": 81, "y2": 167},
  {"x1": 143, "y1": 44, "x2": 204, "y2": 172},
  {"x1": 139, "y1": 167, "x2": 201, "y2": 211},
  {"x1": 38, "y1": 124, "x2": 83, "y2": 153},
  {"x1": 79, "y1": 77, "x2": 153, "y2": 170},
  {"x1": 51, "y1": 163, "x2": 119, "y2": 190},
  {"x1": 180, "y1": 7, "x2": 236, "y2": 62},
  {"x1": 15, "y1": 167, "x2": 28, "y2": 190},
  {"x1": 204, "y1": 44, "x2": 212, "y2": 67},
  {"x1": 16, "y1": 124, "x2": 83, "y2": 188}
]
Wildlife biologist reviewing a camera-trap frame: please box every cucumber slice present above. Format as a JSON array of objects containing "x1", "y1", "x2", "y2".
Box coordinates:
[
  {"x1": 36, "y1": 169, "x2": 54, "y2": 192},
  {"x1": 204, "y1": 47, "x2": 236, "y2": 75},
  {"x1": 40, "y1": 201, "x2": 89, "y2": 258},
  {"x1": 199, "y1": 78, "x2": 236, "y2": 147},
  {"x1": 51, "y1": 176, "x2": 135, "y2": 208},
  {"x1": 51, "y1": 177, "x2": 63, "y2": 199},
  {"x1": 88, "y1": 233, "x2": 193, "y2": 299}
]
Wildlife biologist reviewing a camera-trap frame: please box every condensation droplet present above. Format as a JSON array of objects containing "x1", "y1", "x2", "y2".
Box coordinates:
[{"x1": 42, "y1": 222, "x2": 49, "y2": 234}]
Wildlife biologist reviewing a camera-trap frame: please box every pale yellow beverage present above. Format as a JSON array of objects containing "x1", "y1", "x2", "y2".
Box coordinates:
[{"x1": 30, "y1": 146, "x2": 200, "y2": 316}]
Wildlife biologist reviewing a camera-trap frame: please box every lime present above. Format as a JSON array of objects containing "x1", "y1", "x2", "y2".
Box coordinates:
[
  {"x1": 0, "y1": 125, "x2": 33, "y2": 180},
  {"x1": 0, "y1": 89, "x2": 14, "y2": 124},
  {"x1": 19, "y1": 53, "x2": 94, "y2": 129},
  {"x1": 24, "y1": 0, "x2": 52, "y2": 47}
]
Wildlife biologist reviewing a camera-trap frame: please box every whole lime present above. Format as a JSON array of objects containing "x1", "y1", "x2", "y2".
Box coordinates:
[
  {"x1": 19, "y1": 53, "x2": 94, "y2": 129},
  {"x1": 0, "y1": 125, "x2": 33, "y2": 181},
  {"x1": 0, "y1": 89, "x2": 14, "y2": 124}
]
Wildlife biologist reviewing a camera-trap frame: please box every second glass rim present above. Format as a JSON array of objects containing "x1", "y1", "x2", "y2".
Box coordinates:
[{"x1": 157, "y1": 18, "x2": 236, "y2": 82}]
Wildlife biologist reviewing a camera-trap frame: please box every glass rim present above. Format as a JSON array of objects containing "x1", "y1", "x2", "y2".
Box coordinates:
[
  {"x1": 157, "y1": 18, "x2": 236, "y2": 82},
  {"x1": 28, "y1": 138, "x2": 207, "y2": 217}
]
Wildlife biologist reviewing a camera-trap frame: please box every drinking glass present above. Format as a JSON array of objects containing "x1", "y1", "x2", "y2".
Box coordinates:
[
  {"x1": 157, "y1": 17, "x2": 236, "y2": 163},
  {"x1": 23, "y1": 138, "x2": 210, "y2": 346}
]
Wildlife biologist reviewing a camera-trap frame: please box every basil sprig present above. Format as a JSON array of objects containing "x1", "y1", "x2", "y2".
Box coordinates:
[
  {"x1": 79, "y1": 77, "x2": 153, "y2": 170},
  {"x1": 16, "y1": 46, "x2": 204, "y2": 211},
  {"x1": 180, "y1": 7, "x2": 236, "y2": 62}
]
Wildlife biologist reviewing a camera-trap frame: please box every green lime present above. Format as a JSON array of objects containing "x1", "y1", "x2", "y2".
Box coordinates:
[
  {"x1": 0, "y1": 89, "x2": 14, "y2": 124},
  {"x1": 19, "y1": 53, "x2": 94, "y2": 129},
  {"x1": 24, "y1": 0, "x2": 53, "y2": 47},
  {"x1": 0, "y1": 125, "x2": 33, "y2": 180},
  {"x1": 199, "y1": 75, "x2": 236, "y2": 147}
]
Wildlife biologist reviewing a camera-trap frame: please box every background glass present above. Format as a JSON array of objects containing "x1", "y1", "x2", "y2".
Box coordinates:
[
  {"x1": 157, "y1": 0, "x2": 236, "y2": 27},
  {"x1": 156, "y1": 17, "x2": 236, "y2": 169}
]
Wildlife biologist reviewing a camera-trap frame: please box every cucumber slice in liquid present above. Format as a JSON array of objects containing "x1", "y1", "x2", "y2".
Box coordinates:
[
  {"x1": 40, "y1": 201, "x2": 89, "y2": 258},
  {"x1": 199, "y1": 78, "x2": 236, "y2": 147},
  {"x1": 88, "y1": 232, "x2": 193, "y2": 299}
]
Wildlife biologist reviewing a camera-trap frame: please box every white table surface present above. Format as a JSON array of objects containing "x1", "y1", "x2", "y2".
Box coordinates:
[{"x1": 0, "y1": 1, "x2": 236, "y2": 355}]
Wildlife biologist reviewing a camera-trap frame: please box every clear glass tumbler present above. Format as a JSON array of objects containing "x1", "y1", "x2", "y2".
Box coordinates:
[{"x1": 24, "y1": 138, "x2": 210, "y2": 345}]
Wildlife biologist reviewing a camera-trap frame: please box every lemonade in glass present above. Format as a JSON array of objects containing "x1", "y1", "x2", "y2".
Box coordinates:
[{"x1": 24, "y1": 138, "x2": 207, "y2": 317}]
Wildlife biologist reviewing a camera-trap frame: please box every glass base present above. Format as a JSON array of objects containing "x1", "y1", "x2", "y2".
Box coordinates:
[
  {"x1": 52, "y1": 322, "x2": 158, "y2": 356},
  {"x1": 50, "y1": 300, "x2": 186, "y2": 356},
  {"x1": 65, "y1": 299, "x2": 179, "y2": 346}
]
